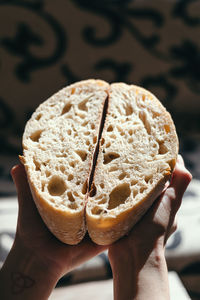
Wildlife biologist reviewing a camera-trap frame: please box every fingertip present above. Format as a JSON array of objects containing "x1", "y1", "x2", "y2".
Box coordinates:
[
  {"x1": 11, "y1": 163, "x2": 26, "y2": 181},
  {"x1": 170, "y1": 161, "x2": 192, "y2": 201},
  {"x1": 11, "y1": 165, "x2": 18, "y2": 178},
  {"x1": 10, "y1": 163, "x2": 30, "y2": 198},
  {"x1": 173, "y1": 155, "x2": 192, "y2": 180},
  {"x1": 175, "y1": 159, "x2": 192, "y2": 184},
  {"x1": 184, "y1": 169, "x2": 192, "y2": 184},
  {"x1": 11, "y1": 164, "x2": 21, "y2": 181},
  {"x1": 177, "y1": 154, "x2": 184, "y2": 166}
]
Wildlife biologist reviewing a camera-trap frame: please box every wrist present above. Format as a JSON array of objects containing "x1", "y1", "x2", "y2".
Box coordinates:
[
  {"x1": 109, "y1": 237, "x2": 165, "y2": 271},
  {"x1": 0, "y1": 237, "x2": 61, "y2": 300},
  {"x1": 109, "y1": 240, "x2": 169, "y2": 300},
  {"x1": 137, "y1": 240, "x2": 166, "y2": 270}
]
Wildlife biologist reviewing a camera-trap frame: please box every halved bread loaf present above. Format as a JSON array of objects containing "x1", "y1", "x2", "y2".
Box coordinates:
[
  {"x1": 21, "y1": 79, "x2": 178, "y2": 245},
  {"x1": 86, "y1": 83, "x2": 178, "y2": 245}
]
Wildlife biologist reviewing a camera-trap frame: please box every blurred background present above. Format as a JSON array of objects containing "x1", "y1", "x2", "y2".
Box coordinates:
[{"x1": 0, "y1": 0, "x2": 200, "y2": 299}]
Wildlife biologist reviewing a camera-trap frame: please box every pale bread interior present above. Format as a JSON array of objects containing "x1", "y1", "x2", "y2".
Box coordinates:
[
  {"x1": 22, "y1": 80, "x2": 178, "y2": 245},
  {"x1": 22, "y1": 80, "x2": 108, "y2": 216},
  {"x1": 87, "y1": 83, "x2": 177, "y2": 218}
]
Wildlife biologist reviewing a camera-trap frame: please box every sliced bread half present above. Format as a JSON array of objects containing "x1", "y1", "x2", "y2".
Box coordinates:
[
  {"x1": 86, "y1": 83, "x2": 178, "y2": 244},
  {"x1": 21, "y1": 79, "x2": 109, "y2": 244}
]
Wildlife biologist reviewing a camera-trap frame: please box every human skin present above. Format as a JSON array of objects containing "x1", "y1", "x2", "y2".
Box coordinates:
[
  {"x1": 108, "y1": 155, "x2": 192, "y2": 300},
  {"x1": 0, "y1": 155, "x2": 192, "y2": 300},
  {"x1": 0, "y1": 164, "x2": 107, "y2": 300}
]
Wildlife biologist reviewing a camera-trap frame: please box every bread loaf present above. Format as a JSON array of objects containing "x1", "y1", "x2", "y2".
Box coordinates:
[{"x1": 21, "y1": 79, "x2": 178, "y2": 245}]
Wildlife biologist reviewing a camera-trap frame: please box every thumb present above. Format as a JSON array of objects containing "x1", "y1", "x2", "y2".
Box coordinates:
[
  {"x1": 167, "y1": 155, "x2": 192, "y2": 214},
  {"x1": 11, "y1": 164, "x2": 37, "y2": 216},
  {"x1": 163, "y1": 155, "x2": 192, "y2": 243}
]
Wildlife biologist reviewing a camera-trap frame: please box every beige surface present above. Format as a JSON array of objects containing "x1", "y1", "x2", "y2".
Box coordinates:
[
  {"x1": 169, "y1": 272, "x2": 191, "y2": 300},
  {"x1": 49, "y1": 279, "x2": 113, "y2": 300},
  {"x1": 49, "y1": 272, "x2": 191, "y2": 300}
]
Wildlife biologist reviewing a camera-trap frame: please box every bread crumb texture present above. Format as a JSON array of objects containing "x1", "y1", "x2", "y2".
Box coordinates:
[
  {"x1": 22, "y1": 80, "x2": 178, "y2": 245},
  {"x1": 86, "y1": 83, "x2": 178, "y2": 218}
]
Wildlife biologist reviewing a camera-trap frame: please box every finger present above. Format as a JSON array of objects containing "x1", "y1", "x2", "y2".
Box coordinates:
[
  {"x1": 166, "y1": 156, "x2": 192, "y2": 213},
  {"x1": 162, "y1": 156, "x2": 192, "y2": 243},
  {"x1": 11, "y1": 164, "x2": 38, "y2": 215},
  {"x1": 11, "y1": 164, "x2": 31, "y2": 198},
  {"x1": 166, "y1": 218, "x2": 178, "y2": 241},
  {"x1": 177, "y1": 154, "x2": 185, "y2": 167}
]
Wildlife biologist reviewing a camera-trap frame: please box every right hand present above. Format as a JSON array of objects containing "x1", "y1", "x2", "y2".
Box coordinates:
[{"x1": 109, "y1": 154, "x2": 192, "y2": 268}]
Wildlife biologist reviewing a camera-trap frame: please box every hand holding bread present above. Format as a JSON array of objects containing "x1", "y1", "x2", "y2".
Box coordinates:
[
  {"x1": 4, "y1": 154, "x2": 190, "y2": 300},
  {"x1": 108, "y1": 155, "x2": 192, "y2": 300}
]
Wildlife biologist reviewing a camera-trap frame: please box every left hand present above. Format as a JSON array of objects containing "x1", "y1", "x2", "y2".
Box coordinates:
[{"x1": 11, "y1": 164, "x2": 107, "y2": 278}]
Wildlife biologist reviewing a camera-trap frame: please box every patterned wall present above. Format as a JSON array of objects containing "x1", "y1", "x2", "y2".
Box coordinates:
[{"x1": 0, "y1": 0, "x2": 200, "y2": 193}]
